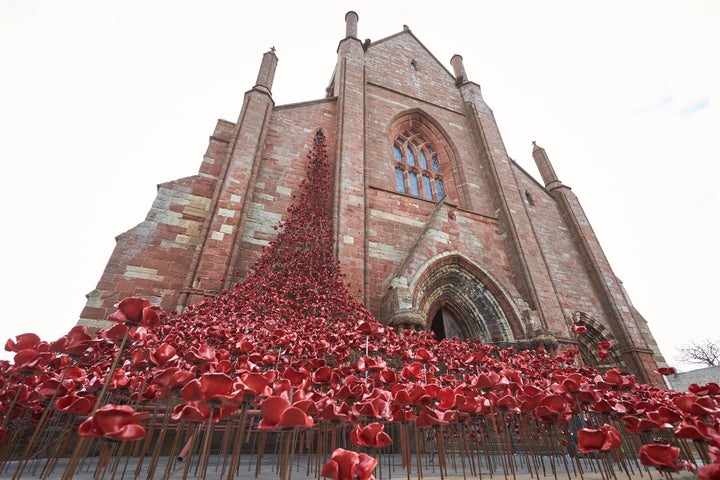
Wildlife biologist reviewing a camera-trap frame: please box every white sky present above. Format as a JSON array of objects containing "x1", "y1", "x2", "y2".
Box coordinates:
[{"x1": 1, "y1": 1, "x2": 718, "y2": 371}]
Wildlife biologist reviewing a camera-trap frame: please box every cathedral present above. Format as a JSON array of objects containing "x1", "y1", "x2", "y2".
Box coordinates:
[{"x1": 78, "y1": 12, "x2": 667, "y2": 387}]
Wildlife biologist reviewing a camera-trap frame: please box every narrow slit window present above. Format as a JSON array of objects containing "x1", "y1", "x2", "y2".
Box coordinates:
[
  {"x1": 422, "y1": 175, "x2": 433, "y2": 200},
  {"x1": 408, "y1": 172, "x2": 420, "y2": 196},
  {"x1": 395, "y1": 168, "x2": 406, "y2": 193},
  {"x1": 419, "y1": 151, "x2": 428, "y2": 170},
  {"x1": 406, "y1": 147, "x2": 415, "y2": 166},
  {"x1": 431, "y1": 156, "x2": 440, "y2": 173},
  {"x1": 436, "y1": 179, "x2": 445, "y2": 198},
  {"x1": 393, "y1": 145, "x2": 402, "y2": 162}
]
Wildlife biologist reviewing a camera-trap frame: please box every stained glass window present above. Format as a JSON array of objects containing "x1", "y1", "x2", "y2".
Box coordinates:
[
  {"x1": 422, "y1": 175, "x2": 432, "y2": 200},
  {"x1": 393, "y1": 130, "x2": 445, "y2": 202},
  {"x1": 408, "y1": 171, "x2": 419, "y2": 196},
  {"x1": 395, "y1": 168, "x2": 405, "y2": 192}
]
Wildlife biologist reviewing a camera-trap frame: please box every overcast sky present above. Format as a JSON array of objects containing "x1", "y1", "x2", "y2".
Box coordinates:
[{"x1": 1, "y1": 1, "x2": 718, "y2": 371}]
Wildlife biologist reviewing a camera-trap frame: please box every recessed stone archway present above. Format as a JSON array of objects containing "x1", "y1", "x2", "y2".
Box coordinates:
[{"x1": 410, "y1": 253, "x2": 524, "y2": 343}]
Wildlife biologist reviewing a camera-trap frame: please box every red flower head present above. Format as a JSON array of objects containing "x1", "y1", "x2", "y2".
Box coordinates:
[
  {"x1": 5, "y1": 333, "x2": 47, "y2": 353},
  {"x1": 56, "y1": 392, "x2": 96, "y2": 415},
  {"x1": 358, "y1": 320, "x2": 384, "y2": 335},
  {"x1": 321, "y1": 448, "x2": 377, "y2": 480},
  {"x1": 50, "y1": 326, "x2": 98, "y2": 357},
  {"x1": 657, "y1": 367, "x2": 676, "y2": 376},
  {"x1": 576, "y1": 424, "x2": 621, "y2": 453},
  {"x1": 181, "y1": 372, "x2": 244, "y2": 407},
  {"x1": 639, "y1": 443, "x2": 692, "y2": 472},
  {"x1": 698, "y1": 463, "x2": 720, "y2": 480},
  {"x1": 598, "y1": 341, "x2": 612, "y2": 350},
  {"x1": 258, "y1": 395, "x2": 314, "y2": 429},
  {"x1": 621, "y1": 415, "x2": 664, "y2": 434},
  {"x1": 571, "y1": 325, "x2": 588, "y2": 334},
  {"x1": 350, "y1": 422, "x2": 393, "y2": 448},
  {"x1": 108, "y1": 297, "x2": 162, "y2": 328},
  {"x1": 78, "y1": 404, "x2": 148, "y2": 441}
]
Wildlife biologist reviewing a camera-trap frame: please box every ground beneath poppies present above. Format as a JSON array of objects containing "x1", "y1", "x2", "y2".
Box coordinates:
[{"x1": 0, "y1": 453, "x2": 677, "y2": 480}]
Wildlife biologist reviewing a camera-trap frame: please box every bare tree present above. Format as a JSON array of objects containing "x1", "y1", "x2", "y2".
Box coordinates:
[{"x1": 675, "y1": 339, "x2": 720, "y2": 367}]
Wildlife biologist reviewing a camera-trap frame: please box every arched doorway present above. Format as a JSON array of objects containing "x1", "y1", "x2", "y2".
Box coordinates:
[
  {"x1": 412, "y1": 254, "x2": 523, "y2": 343},
  {"x1": 430, "y1": 307, "x2": 465, "y2": 340}
]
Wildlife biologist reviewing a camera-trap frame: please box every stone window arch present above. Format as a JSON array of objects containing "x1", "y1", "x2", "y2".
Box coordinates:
[
  {"x1": 393, "y1": 131, "x2": 444, "y2": 201},
  {"x1": 388, "y1": 110, "x2": 470, "y2": 208},
  {"x1": 572, "y1": 312, "x2": 622, "y2": 368}
]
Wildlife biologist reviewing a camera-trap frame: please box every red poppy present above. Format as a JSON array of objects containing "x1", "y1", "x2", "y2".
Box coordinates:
[
  {"x1": 657, "y1": 367, "x2": 676, "y2": 376},
  {"x1": 400, "y1": 362, "x2": 423, "y2": 380},
  {"x1": 317, "y1": 399, "x2": 349, "y2": 423},
  {"x1": 571, "y1": 325, "x2": 588, "y2": 334},
  {"x1": 576, "y1": 424, "x2": 621, "y2": 453},
  {"x1": 358, "y1": 320, "x2": 384, "y2": 335},
  {"x1": 321, "y1": 448, "x2": 377, "y2": 480},
  {"x1": 674, "y1": 394, "x2": 719, "y2": 416},
  {"x1": 639, "y1": 443, "x2": 695, "y2": 472},
  {"x1": 674, "y1": 420, "x2": 709, "y2": 440},
  {"x1": 621, "y1": 415, "x2": 664, "y2": 433},
  {"x1": 598, "y1": 341, "x2": 612, "y2": 349},
  {"x1": 78, "y1": 404, "x2": 148, "y2": 441},
  {"x1": 56, "y1": 392, "x2": 96, "y2": 415},
  {"x1": 184, "y1": 345, "x2": 217, "y2": 365},
  {"x1": 151, "y1": 367, "x2": 194, "y2": 397},
  {"x1": 108, "y1": 297, "x2": 162, "y2": 328},
  {"x1": 353, "y1": 391, "x2": 392, "y2": 420},
  {"x1": 49, "y1": 326, "x2": 98, "y2": 357},
  {"x1": 258, "y1": 395, "x2": 314, "y2": 429},
  {"x1": 4, "y1": 333, "x2": 45, "y2": 353},
  {"x1": 646, "y1": 406, "x2": 682, "y2": 425},
  {"x1": 350, "y1": 422, "x2": 393, "y2": 448},
  {"x1": 535, "y1": 394, "x2": 571, "y2": 424},
  {"x1": 688, "y1": 382, "x2": 720, "y2": 395},
  {"x1": 175, "y1": 401, "x2": 208, "y2": 423},
  {"x1": 181, "y1": 372, "x2": 243, "y2": 407},
  {"x1": 698, "y1": 463, "x2": 720, "y2": 480},
  {"x1": 11, "y1": 348, "x2": 52, "y2": 374}
]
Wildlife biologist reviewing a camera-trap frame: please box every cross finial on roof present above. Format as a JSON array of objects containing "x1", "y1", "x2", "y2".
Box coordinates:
[{"x1": 270, "y1": 46, "x2": 276, "y2": 54}]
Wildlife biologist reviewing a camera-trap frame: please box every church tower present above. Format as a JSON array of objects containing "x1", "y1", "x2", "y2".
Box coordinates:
[{"x1": 78, "y1": 12, "x2": 668, "y2": 387}]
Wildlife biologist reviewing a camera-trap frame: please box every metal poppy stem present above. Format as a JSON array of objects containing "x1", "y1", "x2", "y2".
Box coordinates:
[
  {"x1": 197, "y1": 407, "x2": 215, "y2": 480},
  {"x1": 12, "y1": 364, "x2": 70, "y2": 479},
  {"x1": 60, "y1": 327, "x2": 131, "y2": 480}
]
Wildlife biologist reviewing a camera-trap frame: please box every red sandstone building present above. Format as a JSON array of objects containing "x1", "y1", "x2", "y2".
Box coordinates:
[{"x1": 79, "y1": 13, "x2": 668, "y2": 386}]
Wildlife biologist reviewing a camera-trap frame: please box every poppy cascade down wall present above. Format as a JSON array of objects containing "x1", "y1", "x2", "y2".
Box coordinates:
[{"x1": 0, "y1": 132, "x2": 719, "y2": 480}]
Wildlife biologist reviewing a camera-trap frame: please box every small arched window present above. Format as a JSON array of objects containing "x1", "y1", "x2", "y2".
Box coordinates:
[{"x1": 393, "y1": 130, "x2": 444, "y2": 201}]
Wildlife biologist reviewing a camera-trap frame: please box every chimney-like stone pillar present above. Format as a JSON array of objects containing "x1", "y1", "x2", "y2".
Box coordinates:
[
  {"x1": 345, "y1": 11, "x2": 359, "y2": 38},
  {"x1": 532, "y1": 141, "x2": 564, "y2": 191},
  {"x1": 254, "y1": 49, "x2": 278, "y2": 95},
  {"x1": 450, "y1": 54, "x2": 467, "y2": 83}
]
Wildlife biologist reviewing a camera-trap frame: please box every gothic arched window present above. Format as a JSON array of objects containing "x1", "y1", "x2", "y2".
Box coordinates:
[{"x1": 393, "y1": 130, "x2": 445, "y2": 201}]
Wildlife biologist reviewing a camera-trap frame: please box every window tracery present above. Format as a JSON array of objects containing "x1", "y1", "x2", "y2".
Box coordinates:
[{"x1": 392, "y1": 130, "x2": 444, "y2": 201}]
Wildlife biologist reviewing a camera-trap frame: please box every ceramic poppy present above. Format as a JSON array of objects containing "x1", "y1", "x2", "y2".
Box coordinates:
[
  {"x1": 78, "y1": 404, "x2": 148, "y2": 441},
  {"x1": 321, "y1": 448, "x2": 377, "y2": 480},
  {"x1": 258, "y1": 395, "x2": 314, "y2": 429},
  {"x1": 350, "y1": 422, "x2": 393, "y2": 448},
  {"x1": 576, "y1": 424, "x2": 621, "y2": 453},
  {"x1": 638, "y1": 444, "x2": 685, "y2": 471}
]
